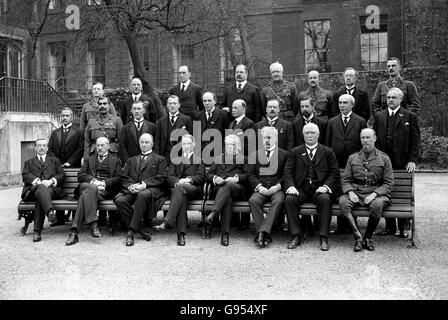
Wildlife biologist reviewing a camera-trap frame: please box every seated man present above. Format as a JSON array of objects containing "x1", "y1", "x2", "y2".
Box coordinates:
[
  {"x1": 21, "y1": 138, "x2": 65, "y2": 242},
  {"x1": 154, "y1": 134, "x2": 205, "y2": 246},
  {"x1": 115, "y1": 133, "x2": 168, "y2": 246},
  {"x1": 339, "y1": 128, "x2": 394, "y2": 252},
  {"x1": 248, "y1": 126, "x2": 288, "y2": 248},
  {"x1": 284, "y1": 123, "x2": 340, "y2": 251},
  {"x1": 65, "y1": 137, "x2": 122, "y2": 246},
  {"x1": 204, "y1": 134, "x2": 249, "y2": 246}
]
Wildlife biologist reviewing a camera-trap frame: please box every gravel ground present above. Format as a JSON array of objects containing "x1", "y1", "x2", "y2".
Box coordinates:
[{"x1": 1, "y1": 172, "x2": 447, "y2": 300}]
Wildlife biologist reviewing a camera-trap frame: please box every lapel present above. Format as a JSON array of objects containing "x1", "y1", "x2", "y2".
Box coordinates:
[
  {"x1": 129, "y1": 122, "x2": 139, "y2": 145},
  {"x1": 336, "y1": 116, "x2": 345, "y2": 136},
  {"x1": 65, "y1": 127, "x2": 76, "y2": 144},
  {"x1": 42, "y1": 156, "x2": 51, "y2": 170},
  {"x1": 139, "y1": 152, "x2": 153, "y2": 172},
  {"x1": 314, "y1": 144, "x2": 323, "y2": 166},
  {"x1": 89, "y1": 155, "x2": 97, "y2": 176},
  {"x1": 56, "y1": 127, "x2": 62, "y2": 144},
  {"x1": 344, "y1": 115, "x2": 355, "y2": 136},
  {"x1": 300, "y1": 146, "x2": 309, "y2": 166},
  {"x1": 33, "y1": 157, "x2": 42, "y2": 170},
  {"x1": 395, "y1": 109, "x2": 406, "y2": 129}
]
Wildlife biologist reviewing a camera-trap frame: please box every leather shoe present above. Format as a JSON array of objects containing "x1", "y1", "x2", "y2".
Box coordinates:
[
  {"x1": 47, "y1": 210, "x2": 56, "y2": 224},
  {"x1": 354, "y1": 238, "x2": 363, "y2": 252},
  {"x1": 33, "y1": 231, "x2": 41, "y2": 242},
  {"x1": 66, "y1": 232, "x2": 79, "y2": 246},
  {"x1": 255, "y1": 232, "x2": 265, "y2": 248},
  {"x1": 50, "y1": 220, "x2": 65, "y2": 227},
  {"x1": 320, "y1": 237, "x2": 330, "y2": 251},
  {"x1": 154, "y1": 220, "x2": 170, "y2": 232},
  {"x1": 20, "y1": 224, "x2": 29, "y2": 236},
  {"x1": 264, "y1": 232, "x2": 273, "y2": 244},
  {"x1": 376, "y1": 229, "x2": 395, "y2": 236},
  {"x1": 363, "y1": 238, "x2": 375, "y2": 251},
  {"x1": 398, "y1": 229, "x2": 409, "y2": 238},
  {"x1": 91, "y1": 222, "x2": 102, "y2": 238},
  {"x1": 140, "y1": 231, "x2": 152, "y2": 241},
  {"x1": 221, "y1": 233, "x2": 229, "y2": 246},
  {"x1": 287, "y1": 233, "x2": 303, "y2": 249},
  {"x1": 125, "y1": 235, "x2": 134, "y2": 246},
  {"x1": 177, "y1": 233, "x2": 186, "y2": 246}
]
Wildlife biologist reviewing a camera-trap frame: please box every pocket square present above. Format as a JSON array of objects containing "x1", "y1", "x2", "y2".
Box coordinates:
[{"x1": 404, "y1": 122, "x2": 410, "y2": 125}]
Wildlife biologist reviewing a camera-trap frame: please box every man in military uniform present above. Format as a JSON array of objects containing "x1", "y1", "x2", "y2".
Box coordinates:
[
  {"x1": 80, "y1": 82, "x2": 118, "y2": 130},
  {"x1": 261, "y1": 62, "x2": 300, "y2": 123},
  {"x1": 372, "y1": 57, "x2": 420, "y2": 116},
  {"x1": 298, "y1": 70, "x2": 334, "y2": 123},
  {"x1": 339, "y1": 128, "x2": 394, "y2": 252},
  {"x1": 84, "y1": 96, "x2": 123, "y2": 161}
]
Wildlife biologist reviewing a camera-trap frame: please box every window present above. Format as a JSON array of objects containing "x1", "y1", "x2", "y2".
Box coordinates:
[
  {"x1": 172, "y1": 44, "x2": 195, "y2": 84},
  {"x1": 0, "y1": 0, "x2": 8, "y2": 16},
  {"x1": 140, "y1": 43, "x2": 150, "y2": 72},
  {"x1": 0, "y1": 41, "x2": 7, "y2": 76},
  {"x1": 304, "y1": 19, "x2": 331, "y2": 72},
  {"x1": 0, "y1": 38, "x2": 24, "y2": 78},
  {"x1": 48, "y1": 41, "x2": 66, "y2": 90},
  {"x1": 360, "y1": 14, "x2": 388, "y2": 71},
  {"x1": 48, "y1": 0, "x2": 62, "y2": 10},
  {"x1": 87, "y1": 40, "x2": 105, "y2": 88}
]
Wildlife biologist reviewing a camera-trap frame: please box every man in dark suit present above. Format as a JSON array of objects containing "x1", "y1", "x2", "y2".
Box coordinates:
[
  {"x1": 325, "y1": 94, "x2": 367, "y2": 169},
  {"x1": 154, "y1": 95, "x2": 193, "y2": 159},
  {"x1": 255, "y1": 98, "x2": 294, "y2": 151},
  {"x1": 292, "y1": 98, "x2": 327, "y2": 146},
  {"x1": 154, "y1": 134, "x2": 205, "y2": 246},
  {"x1": 168, "y1": 65, "x2": 204, "y2": 120},
  {"x1": 120, "y1": 101, "x2": 157, "y2": 164},
  {"x1": 48, "y1": 107, "x2": 83, "y2": 225},
  {"x1": 332, "y1": 68, "x2": 371, "y2": 123},
  {"x1": 221, "y1": 64, "x2": 263, "y2": 123},
  {"x1": 248, "y1": 127, "x2": 289, "y2": 248},
  {"x1": 203, "y1": 134, "x2": 249, "y2": 246},
  {"x1": 114, "y1": 133, "x2": 168, "y2": 246},
  {"x1": 195, "y1": 91, "x2": 229, "y2": 155},
  {"x1": 21, "y1": 138, "x2": 65, "y2": 242},
  {"x1": 120, "y1": 77, "x2": 159, "y2": 125},
  {"x1": 65, "y1": 137, "x2": 122, "y2": 246},
  {"x1": 284, "y1": 123, "x2": 340, "y2": 251},
  {"x1": 373, "y1": 87, "x2": 420, "y2": 238}
]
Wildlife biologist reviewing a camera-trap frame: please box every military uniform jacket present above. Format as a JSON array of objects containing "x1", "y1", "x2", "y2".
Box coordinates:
[
  {"x1": 255, "y1": 117, "x2": 294, "y2": 151},
  {"x1": 77, "y1": 153, "x2": 122, "y2": 194},
  {"x1": 48, "y1": 125, "x2": 84, "y2": 168},
  {"x1": 261, "y1": 80, "x2": 300, "y2": 118},
  {"x1": 341, "y1": 148, "x2": 394, "y2": 198},
  {"x1": 372, "y1": 76, "x2": 420, "y2": 115},
  {"x1": 84, "y1": 115, "x2": 123, "y2": 160},
  {"x1": 80, "y1": 99, "x2": 118, "y2": 130},
  {"x1": 298, "y1": 86, "x2": 334, "y2": 119}
]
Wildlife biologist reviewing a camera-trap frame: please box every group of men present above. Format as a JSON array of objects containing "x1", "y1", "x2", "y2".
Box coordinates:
[{"x1": 21, "y1": 57, "x2": 421, "y2": 252}]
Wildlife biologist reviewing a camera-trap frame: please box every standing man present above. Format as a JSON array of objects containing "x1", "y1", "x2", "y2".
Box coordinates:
[
  {"x1": 326, "y1": 94, "x2": 367, "y2": 168},
  {"x1": 154, "y1": 135, "x2": 205, "y2": 246},
  {"x1": 65, "y1": 137, "x2": 122, "y2": 246},
  {"x1": 84, "y1": 96, "x2": 123, "y2": 161},
  {"x1": 339, "y1": 128, "x2": 394, "y2": 252},
  {"x1": 332, "y1": 68, "x2": 370, "y2": 123},
  {"x1": 203, "y1": 134, "x2": 249, "y2": 245},
  {"x1": 261, "y1": 62, "x2": 300, "y2": 122},
  {"x1": 372, "y1": 57, "x2": 420, "y2": 116},
  {"x1": 229, "y1": 99, "x2": 256, "y2": 157},
  {"x1": 120, "y1": 101, "x2": 157, "y2": 164},
  {"x1": 196, "y1": 91, "x2": 229, "y2": 151},
  {"x1": 168, "y1": 65, "x2": 204, "y2": 120},
  {"x1": 284, "y1": 123, "x2": 340, "y2": 251},
  {"x1": 154, "y1": 95, "x2": 193, "y2": 159},
  {"x1": 373, "y1": 87, "x2": 420, "y2": 237},
  {"x1": 48, "y1": 107, "x2": 83, "y2": 225},
  {"x1": 114, "y1": 133, "x2": 168, "y2": 246},
  {"x1": 255, "y1": 99, "x2": 294, "y2": 151},
  {"x1": 292, "y1": 98, "x2": 327, "y2": 146},
  {"x1": 298, "y1": 70, "x2": 334, "y2": 123},
  {"x1": 120, "y1": 77, "x2": 159, "y2": 125},
  {"x1": 248, "y1": 127, "x2": 289, "y2": 248},
  {"x1": 80, "y1": 82, "x2": 117, "y2": 130},
  {"x1": 21, "y1": 139, "x2": 65, "y2": 242},
  {"x1": 221, "y1": 64, "x2": 263, "y2": 123}
]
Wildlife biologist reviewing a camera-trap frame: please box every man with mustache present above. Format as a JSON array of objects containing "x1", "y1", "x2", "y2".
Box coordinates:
[
  {"x1": 80, "y1": 82, "x2": 118, "y2": 130},
  {"x1": 292, "y1": 98, "x2": 327, "y2": 147}
]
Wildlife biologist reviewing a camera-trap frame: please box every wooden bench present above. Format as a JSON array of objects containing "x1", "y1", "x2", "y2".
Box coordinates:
[
  {"x1": 203, "y1": 169, "x2": 416, "y2": 247},
  {"x1": 17, "y1": 168, "x2": 207, "y2": 233}
]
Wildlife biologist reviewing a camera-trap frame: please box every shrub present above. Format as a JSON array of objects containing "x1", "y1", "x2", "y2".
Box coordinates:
[{"x1": 419, "y1": 127, "x2": 448, "y2": 169}]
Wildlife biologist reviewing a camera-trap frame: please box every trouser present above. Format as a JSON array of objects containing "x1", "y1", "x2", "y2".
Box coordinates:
[
  {"x1": 31, "y1": 185, "x2": 57, "y2": 232},
  {"x1": 385, "y1": 217, "x2": 410, "y2": 232},
  {"x1": 210, "y1": 183, "x2": 246, "y2": 233},
  {"x1": 249, "y1": 191, "x2": 285, "y2": 234},
  {"x1": 165, "y1": 184, "x2": 201, "y2": 234},
  {"x1": 115, "y1": 189, "x2": 157, "y2": 233}
]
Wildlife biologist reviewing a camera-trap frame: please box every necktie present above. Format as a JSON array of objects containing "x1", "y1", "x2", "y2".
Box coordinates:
[
  {"x1": 134, "y1": 96, "x2": 138, "y2": 102},
  {"x1": 170, "y1": 115, "x2": 175, "y2": 126},
  {"x1": 135, "y1": 121, "x2": 142, "y2": 131},
  {"x1": 181, "y1": 84, "x2": 185, "y2": 92},
  {"x1": 98, "y1": 154, "x2": 106, "y2": 163},
  {"x1": 237, "y1": 83, "x2": 242, "y2": 92},
  {"x1": 141, "y1": 153, "x2": 148, "y2": 161},
  {"x1": 266, "y1": 149, "x2": 271, "y2": 160},
  {"x1": 307, "y1": 147, "x2": 316, "y2": 160},
  {"x1": 343, "y1": 116, "x2": 349, "y2": 126},
  {"x1": 390, "y1": 111, "x2": 395, "y2": 117},
  {"x1": 207, "y1": 111, "x2": 212, "y2": 120},
  {"x1": 232, "y1": 121, "x2": 237, "y2": 130},
  {"x1": 347, "y1": 88, "x2": 354, "y2": 95},
  {"x1": 39, "y1": 156, "x2": 44, "y2": 165},
  {"x1": 269, "y1": 120, "x2": 275, "y2": 127}
]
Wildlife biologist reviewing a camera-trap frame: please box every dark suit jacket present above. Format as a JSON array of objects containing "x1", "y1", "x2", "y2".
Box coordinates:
[
  {"x1": 284, "y1": 144, "x2": 340, "y2": 196},
  {"x1": 292, "y1": 115, "x2": 327, "y2": 147},
  {"x1": 77, "y1": 153, "x2": 122, "y2": 195},
  {"x1": 221, "y1": 82, "x2": 263, "y2": 123},
  {"x1": 195, "y1": 107, "x2": 229, "y2": 151},
  {"x1": 48, "y1": 125, "x2": 84, "y2": 168},
  {"x1": 167, "y1": 156, "x2": 205, "y2": 189},
  {"x1": 255, "y1": 117, "x2": 294, "y2": 151},
  {"x1": 120, "y1": 94, "x2": 157, "y2": 125},
  {"x1": 207, "y1": 154, "x2": 248, "y2": 183},
  {"x1": 373, "y1": 108, "x2": 420, "y2": 169},
  {"x1": 21, "y1": 155, "x2": 65, "y2": 200},
  {"x1": 247, "y1": 148, "x2": 289, "y2": 190},
  {"x1": 154, "y1": 113, "x2": 193, "y2": 157},
  {"x1": 325, "y1": 113, "x2": 367, "y2": 168},
  {"x1": 169, "y1": 82, "x2": 204, "y2": 120},
  {"x1": 119, "y1": 152, "x2": 168, "y2": 201},
  {"x1": 229, "y1": 116, "x2": 256, "y2": 157},
  {"x1": 332, "y1": 86, "x2": 371, "y2": 122},
  {"x1": 120, "y1": 120, "x2": 157, "y2": 164}
]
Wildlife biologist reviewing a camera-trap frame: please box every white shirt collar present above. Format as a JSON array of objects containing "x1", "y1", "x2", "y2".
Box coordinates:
[
  {"x1": 303, "y1": 114, "x2": 314, "y2": 122},
  {"x1": 183, "y1": 151, "x2": 194, "y2": 159},
  {"x1": 235, "y1": 115, "x2": 245, "y2": 123},
  {"x1": 267, "y1": 116, "x2": 278, "y2": 123},
  {"x1": 134, "y1": 118, "x2": 144, "y2": 123},
  {"x1": 306, "y1": 143, "x2": 318, "y2": 150},
  {"x1": 38, "y1": 154, "x2": 47, "y2": 161},
  {"x1": 342, "y1": 111, "x2": 353, "y2": 118},
  {"x1": 236, "y1": 80, "x2": 247, "y2": 88},
  {"x1": 62, "y1": 123, "x2": 72, "y2": 130},
  {"x1": 265, "y1": 146, "x2": 277, "y2": 154},
  {"x1": 206, "y1": 107, "x2": 215, "y2": 115},
  {"x1": 142, "y1": 150, "x2": 152, "y2": 156},
  {"x1": 181, "y1": 80, "x2": 190, "y2": 89},
  {"x1": 345, "y1": 85, "x2": 355, "y2": 91},
  {"x1": 170, "y1": 112, "x2": 180, "y2": 118},
  {"x1": 388, "y1": 106, "x2": 400, "y2": 116},
  {"x1": 132, "y1": 92, "x2": 142, "y2": 100}
]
